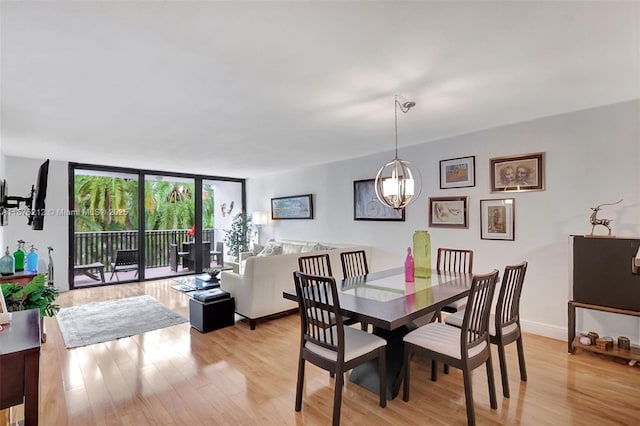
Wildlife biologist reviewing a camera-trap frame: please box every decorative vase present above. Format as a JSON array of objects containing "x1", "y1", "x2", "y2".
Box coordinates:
[{"x1": 413, "y1": 230, "x2": 431, "y2": 278}]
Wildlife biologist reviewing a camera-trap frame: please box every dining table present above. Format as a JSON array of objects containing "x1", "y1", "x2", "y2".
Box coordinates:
[{"x1": 282, "y1": 267, "x2": 473, "y2": 399}]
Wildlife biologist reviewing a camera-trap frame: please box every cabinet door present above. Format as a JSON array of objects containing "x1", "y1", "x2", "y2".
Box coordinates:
[{"x1": 573, "y1": 236, "x2": 640, "y2": 311}]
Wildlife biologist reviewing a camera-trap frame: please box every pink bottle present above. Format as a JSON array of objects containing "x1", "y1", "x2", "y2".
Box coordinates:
[{"x1": 405, "y1": 247, "x2": 415, "y2": 282}]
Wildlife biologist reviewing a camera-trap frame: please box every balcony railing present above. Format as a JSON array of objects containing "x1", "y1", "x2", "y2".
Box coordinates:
[{"x1": 74, "y1": 228, "x2": 219, "y2": 272}]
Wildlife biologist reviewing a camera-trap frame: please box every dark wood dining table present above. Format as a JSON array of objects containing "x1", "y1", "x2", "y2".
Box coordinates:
[{"x1": 283, "y1": 267, "x2": 473, "y2": 399}]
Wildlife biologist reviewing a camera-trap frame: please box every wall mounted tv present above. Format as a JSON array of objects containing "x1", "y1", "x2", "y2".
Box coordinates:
[{"x1": 0, "y1": 159, "x2": 50, "y2": 230}]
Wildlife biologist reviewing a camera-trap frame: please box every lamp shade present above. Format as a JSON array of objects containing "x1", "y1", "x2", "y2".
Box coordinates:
[
  {"x1": 375, "y1": 158, "x2": 420, "y2": 209},
  {"x1": 252, "y1": 211, "x2": 268, "y2": 225}
]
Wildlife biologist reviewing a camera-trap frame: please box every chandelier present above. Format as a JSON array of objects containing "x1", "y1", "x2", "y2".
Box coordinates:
[{"x1": 374, "y1": 95, "x2": 422, "y2": 210}]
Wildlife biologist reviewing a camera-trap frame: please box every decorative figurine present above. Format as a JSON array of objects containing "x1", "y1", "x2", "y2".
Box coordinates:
[{"x1": 589, "y1": 199, "x2": 622, "y2": 236}]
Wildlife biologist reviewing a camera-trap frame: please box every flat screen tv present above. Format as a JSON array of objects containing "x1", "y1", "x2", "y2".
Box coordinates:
[{"x1": 30, "y1": 159, "x2": 49, "y2": 231}]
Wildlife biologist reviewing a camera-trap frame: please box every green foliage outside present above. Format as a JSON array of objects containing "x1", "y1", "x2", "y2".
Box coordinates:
[
  {"x1": 1, "y1": 273, "x2": 60, "y2": 318},
  {"x1": 74, "y1": 174, "x2": 217, "y2": 232}
]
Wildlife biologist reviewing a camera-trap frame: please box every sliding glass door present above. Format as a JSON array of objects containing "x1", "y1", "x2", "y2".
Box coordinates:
[{"x1": 69, "y1": 164, "x2": 245, "y2": 289}]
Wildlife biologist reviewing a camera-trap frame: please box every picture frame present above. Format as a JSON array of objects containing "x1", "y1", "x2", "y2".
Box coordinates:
[
  {"x1": 490, "y1": 152, "x2": 545, "y2": 193},
  {"x1": 428, "y1": 196, "x2": 469, "y2": 228},
  {"x1": 353, "y1": 179, "x2": 405, "y2": 221},
  {"x1": 271, "y1": 194, "x2": 313, "y2": 220},
  {"x1": 480, "y1": 198, "x2": 515, "y2": 240},
  {"x1": 440, "y1": 156, "x2": 476, "y2": 189}
]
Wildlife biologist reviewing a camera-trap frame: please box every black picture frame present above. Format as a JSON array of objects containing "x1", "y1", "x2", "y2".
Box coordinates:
[
  {"x1": 271, "y1": 194, "x2": 313, "y2": 220},
  {"x1": 439, "y1": 156, "x2": 476, "y2": 189},
  {"x1": 353, "y1": 179, "x2": 405, "y2": 221}
]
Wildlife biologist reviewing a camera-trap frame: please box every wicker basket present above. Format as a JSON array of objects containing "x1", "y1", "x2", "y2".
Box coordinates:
[{"x1": 595, "y1": 337, "x2": 613, "y2": 351}]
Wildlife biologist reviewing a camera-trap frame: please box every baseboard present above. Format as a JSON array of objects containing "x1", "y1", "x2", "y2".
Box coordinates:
[{"x1": 521, "y1": 319, "x2": 566, "y2": 342}]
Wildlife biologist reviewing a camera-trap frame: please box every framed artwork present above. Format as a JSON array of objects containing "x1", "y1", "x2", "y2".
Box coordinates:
[
  {"x1": 429, "y1": 196, "x2": 469, "y2": 228},
  {"x1": 271, "y1": 194, "x2": 313, "y2": 220},
  {"x1": 490, "y1": 152, "x2": 545, "y2": 193},
  {"x1": 353, "y1": 179, "x2": 405, "y2": 221},
  {"x1": 480, "y1": 198, "x2": 515, "y2": 240},
  {"x1": 440, "y1": 156, "x2": 475, "y2": 189}
]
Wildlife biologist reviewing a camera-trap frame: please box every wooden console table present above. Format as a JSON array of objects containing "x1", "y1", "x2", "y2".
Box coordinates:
[{"x1": 0, "y1": 309, "x2": 41, "y2": 426}]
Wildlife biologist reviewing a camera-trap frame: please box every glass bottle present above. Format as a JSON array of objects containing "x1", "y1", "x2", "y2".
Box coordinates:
[
  {"x1": 404, "y1": 247, "x2": 415, "y2": 282},
  {"x1": 0, "y1": 246, "x2": 15, "y2": 276},
  {"x1": 413, "y1": 230, "x2": 431, "y2": 279},
  {"x1": 14, "y1": 240, "x2": 26, "y2": 272},
  {"x1": 26, "y1": 245, "x2": 39, "y2": 273}
]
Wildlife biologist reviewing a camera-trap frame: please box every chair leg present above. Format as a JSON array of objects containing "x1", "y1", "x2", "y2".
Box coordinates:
[
  {"x1": 496, "y1": 342, "x2": 510, "y2": 398},
  {"x1": 486, "y1": 358, "x2": 498, "y2": 409},
  {"x1": 295, "y1": 357, "x2": 305, "y2": 411},
  {"x1": 462, "y1": 368, "x2": 475, "y2": 426},
  {"x1": 332, "y1": 368, "x2": 344, "y2": 426},
  {"x1": 402, "y1": 344, "x2": 411, "y2": 402},
  {"x1": 444, "y1": 364, "x2": 450, "y2": 374},
  {"x1": 378, "y1": 348, "x2": 387, "y2": 408},
  {"x1": 516, "y1": 336, "x2": 528, "y2": 381},
  {"x1": 360, "y1": 322, "x2": 369, "y2": 332}
]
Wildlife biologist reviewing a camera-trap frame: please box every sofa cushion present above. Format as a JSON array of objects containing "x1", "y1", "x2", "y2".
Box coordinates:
[
  {"x1": 312, "y1": 243, "x2": 334, "y2": 251},
  {"x1": 250, "y1": 243, "x2": 264, "y2": 256},
  {"x1": 257, "y1": 242, "x2": 283, "y2": 257},
  {"x1": 281, "y1": 243, "x2": 304, "y2": 255}
]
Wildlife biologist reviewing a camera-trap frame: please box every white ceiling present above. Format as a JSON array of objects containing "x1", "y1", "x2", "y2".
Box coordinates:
[{"x1": 1, "y1": 1, "x2": 639, "y2": 179}]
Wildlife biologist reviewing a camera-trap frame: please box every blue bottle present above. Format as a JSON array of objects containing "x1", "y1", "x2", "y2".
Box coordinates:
[{"x1": 26, "y1": 245, "x2": 39, "y2": 273}]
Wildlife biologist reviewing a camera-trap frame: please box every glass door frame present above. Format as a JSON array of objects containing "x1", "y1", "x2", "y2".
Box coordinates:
[{"x1": 68, "y1": 162, "x2": 245, "y2": 288}]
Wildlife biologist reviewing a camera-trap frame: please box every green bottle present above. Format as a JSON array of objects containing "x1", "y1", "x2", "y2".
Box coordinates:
[
  {"x1": 14, "y1": 240, "x2": 26, "y2": 272},
  {"x1": 413, "y1": 230, "x2": 431, "y2": 278},
  {"x1": 0, "y1": 246, "x2": 15, "y2": 276}
]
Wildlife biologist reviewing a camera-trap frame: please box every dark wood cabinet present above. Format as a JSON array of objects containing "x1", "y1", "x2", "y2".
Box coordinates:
[{"x1": 569, "y1": 235, "x2": 640, "y2": 360}]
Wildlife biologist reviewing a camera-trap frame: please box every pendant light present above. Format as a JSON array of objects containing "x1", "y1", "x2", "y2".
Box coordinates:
[{"x1": 374, "y1": 95, "x2": 422, "y2": 210}]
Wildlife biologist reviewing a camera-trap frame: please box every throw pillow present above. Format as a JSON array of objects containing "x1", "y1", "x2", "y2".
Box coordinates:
[
  {"x1": 250, "y1": 243, "x2": 264, "y2": 256},
  {"x1": 312, "y1": 243, "x2": 334, "y2": 251},
  {"x1": 281, "y1": 243, "x2": 303, "y2": 255},
  {"x1": 257, "y1": 242, "x2": 283, "y2": 257}
]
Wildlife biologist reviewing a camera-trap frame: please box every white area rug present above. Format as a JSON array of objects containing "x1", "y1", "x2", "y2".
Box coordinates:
[{"x1": 56, "y1": 295, "x2": 187, "y2": 348}]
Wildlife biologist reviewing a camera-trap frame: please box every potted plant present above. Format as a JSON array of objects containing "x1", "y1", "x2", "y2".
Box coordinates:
[
  {"x1": 1, "y1": 273, "x2": 60, "y2": 318},
  {"x1": 224, "y1": 212, "x2": 252, "y2": 261}
]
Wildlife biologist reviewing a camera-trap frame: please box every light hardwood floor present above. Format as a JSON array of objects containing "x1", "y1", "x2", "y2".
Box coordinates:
[{"x1": 6, "y1": 278, "x2": 639, "y2": 425}]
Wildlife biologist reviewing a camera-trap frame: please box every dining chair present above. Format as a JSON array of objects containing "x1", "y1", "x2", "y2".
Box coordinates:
[
  {"x1": 169, "y1": 243, "x2": 189, "y2": 272},
  {"x1": 445, "y1": 261, "x2": 528, "y2": 398},
  {"x1": 339, "y1": 250, "x2": 370, "y2": 331},
  {"x1": 340, "y1": 250, "x2": 369, "y2": 278},
  {"x1": 438, "y1": 248, "x2": 474, "y2": 315},
  {"x1": 299, "y1": 253, "x2": 365, "y2": 335},
  {"x1": 403, "y1": 269, "x2": 499, "y2": 426},
  {"x1": 293, "y1": 271, "x2": 387, "y2": 426},
  {"x1": 298, "y1": 253, "x2": 333, "y2": 277}
]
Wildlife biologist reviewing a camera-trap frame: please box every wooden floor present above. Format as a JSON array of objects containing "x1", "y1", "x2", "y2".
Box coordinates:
[{"x1": 6, "y1": 278, "x2": 639, "y2": 425}]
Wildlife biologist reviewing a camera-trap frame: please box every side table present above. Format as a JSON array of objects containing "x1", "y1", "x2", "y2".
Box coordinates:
[{"x1": 189, "y1": 295, "x2": 235, "y2": 333}]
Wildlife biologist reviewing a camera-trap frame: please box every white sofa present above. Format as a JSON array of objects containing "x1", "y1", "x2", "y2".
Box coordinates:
[{"x1": 220, "y1": 240, "x2": 370, "y2": 330}]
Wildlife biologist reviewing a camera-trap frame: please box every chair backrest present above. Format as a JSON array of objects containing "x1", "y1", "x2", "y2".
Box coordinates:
[
  {"x1": 114, "y1": 249, "x2": 138, "y2": 266},
  {"x1": 460, "y1": 269, "x2": 499, "y2": 353},
  {"x1": 340, "y1": 250, "x2": 369, "y2": 278},
  {"x1": 495, "y1": 261, "x2": 528, "y2": 334},
  {"x1": 293, "y1": 271, "x2": 345, "y2": 361},
  {"x1": 298, "y1": 253, "x2": 333, "y2": 277},
  {"x1": 436, "y1": 248, "x2": 473, "y2": 273}
]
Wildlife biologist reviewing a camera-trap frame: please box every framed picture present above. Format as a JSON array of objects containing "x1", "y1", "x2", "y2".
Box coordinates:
[
  {"x1": 480, "y1": 198, "x2": 515, "y2": 240},
  {"x1": 429, "y1": 196, "x2": 469, "y2": 228},
  {"x1": 490, "y1": 152, "x2": 545, "y2": 193},
  {"x1": 271, "y1": 194, "x2": 313, "y2": 220},
  {"x1": 353, "y1": 179, "x2": 405, "y2": 221},
  {"x1": 440, "y1": 156, "x2": 475, "y2": 189}
]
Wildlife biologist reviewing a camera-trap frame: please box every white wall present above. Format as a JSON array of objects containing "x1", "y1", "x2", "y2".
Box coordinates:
[
  {"x1": 3, "y1": 157, "x2": 69, "y2": 291},
  {"x1": 247, "y1": 100, "x2": 640, "y2": 341}
]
